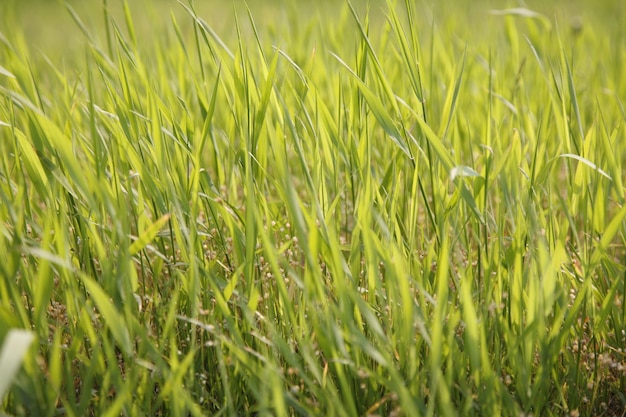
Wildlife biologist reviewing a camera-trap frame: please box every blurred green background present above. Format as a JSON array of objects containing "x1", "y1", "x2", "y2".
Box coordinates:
[{"x1": 2, "y1": 0, "x2": 624, "y2": 57}]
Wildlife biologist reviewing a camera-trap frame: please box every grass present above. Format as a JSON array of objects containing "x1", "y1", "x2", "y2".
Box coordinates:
[{"x1": 1, "y1": 0, "x2": 625, "y2": 415}]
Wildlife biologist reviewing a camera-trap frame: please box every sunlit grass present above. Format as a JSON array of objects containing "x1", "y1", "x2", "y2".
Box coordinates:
[{"x1": 1, "y1": 0, "x2": 625, "y2": 416}]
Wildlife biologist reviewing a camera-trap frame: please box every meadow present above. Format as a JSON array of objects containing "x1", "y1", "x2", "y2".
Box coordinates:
[{"x1": 1, "y1": 0, "x2": 625, "y2": 415}]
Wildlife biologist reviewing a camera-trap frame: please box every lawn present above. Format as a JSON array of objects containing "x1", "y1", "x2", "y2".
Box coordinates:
[{"x1": 1, "y1": 0, "x2": 625, "y2": 416}]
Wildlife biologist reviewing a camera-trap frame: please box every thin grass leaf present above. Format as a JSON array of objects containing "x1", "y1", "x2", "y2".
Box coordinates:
[
  {"x1": 331, "y1": 52, "x2": 413, "y2": 160},
  {"x1": 129, "y1": 213, "x2": 171, "y2": 256},
  {"x1": 558, "y1": 153, "x2": 612, "y2": 180},
  {"x1": 450, "y1": 165, "x2": 481, "y2": 181},
  {"x1": 0, "y1": 65, "x2": 15, "y2": 78},
  {"x1": 489, "y1": 8, "x2": 551, "y2": 28},
  {"x1": 80, "y1": 276, "x2": 133, "y2": 356},
  {"x1": 413, "y1": 111, "x2": 455, "y2": 172},
  {"x1": 589, "y1": 202, "x2": 626, "y2": 267}
]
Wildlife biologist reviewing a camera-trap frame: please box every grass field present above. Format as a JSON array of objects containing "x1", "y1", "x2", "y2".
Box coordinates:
[{"x1": 1, "y1": 0, "x2": 625, "y2": 415}]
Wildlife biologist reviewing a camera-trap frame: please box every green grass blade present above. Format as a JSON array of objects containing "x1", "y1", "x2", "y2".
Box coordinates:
[{"x1": 0, "y1": 330, "x2": 35, "y2": 400}]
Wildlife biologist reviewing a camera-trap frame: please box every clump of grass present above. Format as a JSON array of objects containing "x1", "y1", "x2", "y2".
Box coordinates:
[{"x1": 0, "y1": 0, "x2": 625, "y2": 416}]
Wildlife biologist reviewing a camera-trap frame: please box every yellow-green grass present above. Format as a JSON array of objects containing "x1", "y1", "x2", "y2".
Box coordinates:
[{"x1": 1, "y1": 0, "x2": 625, "y2": 415}]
